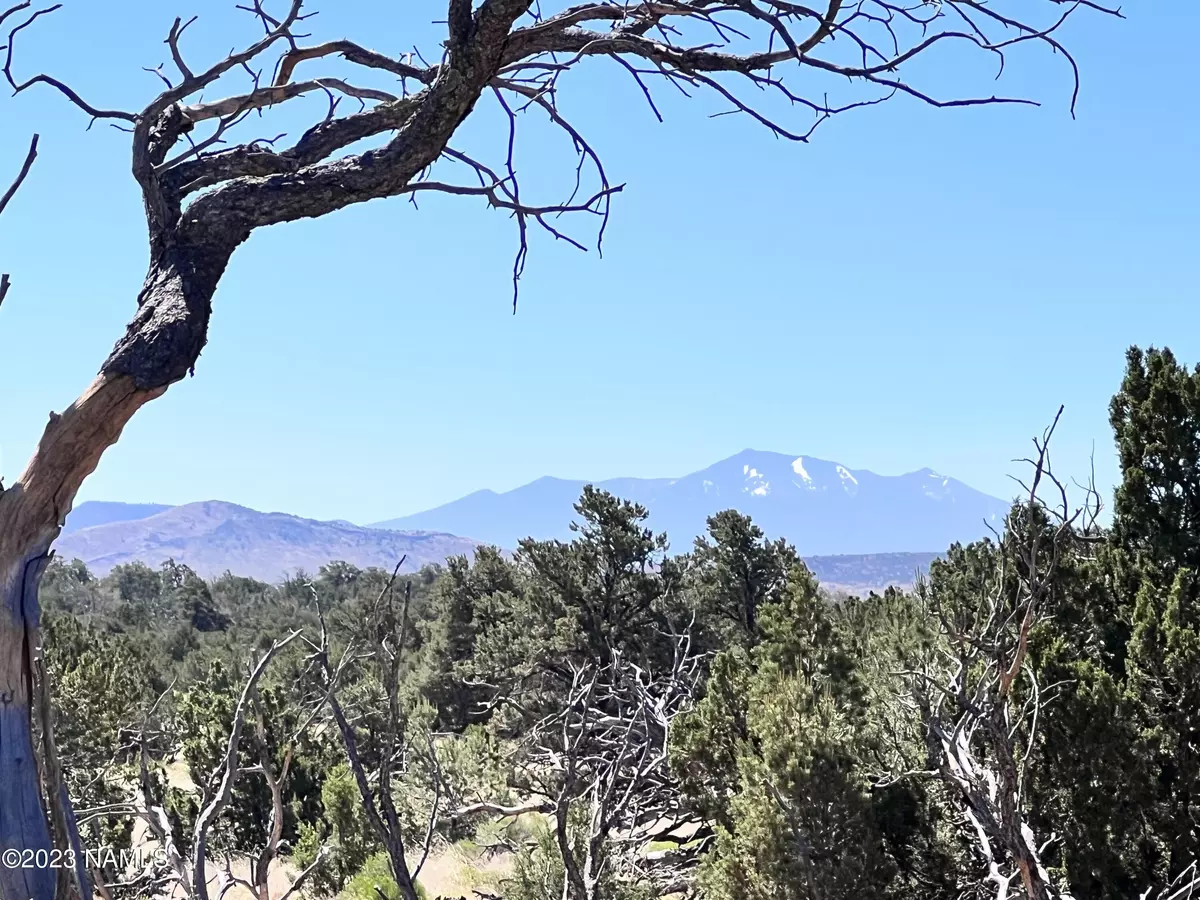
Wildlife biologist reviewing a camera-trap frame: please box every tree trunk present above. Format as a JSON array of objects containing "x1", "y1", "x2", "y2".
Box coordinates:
[
  {"x1": 0, "y1": 240, "x2": 230, "y2": 900},
  {"x1": 0, "y1": 376, "x2": 156, "y2": 900},
  {"x1": 0, "y1": 553, "x2": 58, "y2": 900}
]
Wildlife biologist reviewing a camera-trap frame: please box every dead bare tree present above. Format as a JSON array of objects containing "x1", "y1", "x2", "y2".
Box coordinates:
[
  {"x1": 308, "y1": 565, "x2": 436, "y2": 900},
  {"x1": 0, "y1": 1, "x2": 1123, "y2": 897},
  {"x1": 196, "y1": 671, "x2": 333, "y2": 900},
  {"x1": 502, "y1": 627, "x2": 705, "y2": 900},
  {"x1": 226, "y1": 681, "x2": 331, "y2": 900},
  {"x1": 901, "y1": 407, "x2": 1102, "y2": 900},
  {"x1": 306, "y1": 566, "x2": 704, "y2": 900},
  {"x1": 95, "y1": 635, "x2": 304, "y2": 900},
  {"x1": 876, "y1": 411, "x2": 1200, "y2": 900}
]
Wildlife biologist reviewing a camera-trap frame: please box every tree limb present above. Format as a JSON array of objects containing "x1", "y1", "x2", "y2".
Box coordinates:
[
  {"x1": 0, "y1": 133, "x2": 38, "y2": 310},
  {"x1": 191, "y1": 632, "x2": 300, "y2": 900}
]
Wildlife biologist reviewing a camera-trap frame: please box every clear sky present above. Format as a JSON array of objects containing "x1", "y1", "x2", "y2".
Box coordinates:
[{"x1": 0, "y1": 1, "x2": 1197, "y2": 525}]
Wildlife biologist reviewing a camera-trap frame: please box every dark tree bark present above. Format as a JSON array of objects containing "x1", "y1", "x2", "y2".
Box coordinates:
[
  {"x1": 0, "y1": 0, "x2": 1122, "y2": 898},
  {"x1": 0, "y1": 134, "x2": 38, "y2": 310}
]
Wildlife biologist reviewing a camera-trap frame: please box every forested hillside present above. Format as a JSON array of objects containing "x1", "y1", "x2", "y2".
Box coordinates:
[{"x1": 41, "y1": 347, "x2": 1200, "y2": 900}]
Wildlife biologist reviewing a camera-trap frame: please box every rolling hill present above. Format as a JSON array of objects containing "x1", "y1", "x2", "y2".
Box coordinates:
[
  {"x1": 62, "y1": 501, "x2": 172, "y2": 534},
  {"x1": 53, "y1": 501, "x2": 478, "y2": 582}
]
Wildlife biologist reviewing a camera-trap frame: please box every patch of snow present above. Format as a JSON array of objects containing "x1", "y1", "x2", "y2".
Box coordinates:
[
  {"x1": 836, "y1": 465, "x2": 858, "y2": 486},
  {"x1": 743, "y1": 465, "x2": 769, "y2": 495},
  {"x1": 791, "y1": 456, "x2": 811, "y2": 482},
  {"x1": 702, "y1": 479, "x2": 715, "y2": 493},
  {"x1": 942, "y1": 478, "x2": 949, "y2": 487}
]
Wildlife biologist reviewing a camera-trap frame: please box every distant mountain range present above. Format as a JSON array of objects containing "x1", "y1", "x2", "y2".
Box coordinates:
[
  {"x1": 55, "y1": 501, "x2": 477, "y2": 582},
  {"x1": 371, "y1": 449, "x2": 1011, "y2": 555},
  {"x1": 54, "y1": 501, "x2": 939, "y2": 593},
  {"x1": 54, "y1": 449, "x2": 1009, "y2": 591}
]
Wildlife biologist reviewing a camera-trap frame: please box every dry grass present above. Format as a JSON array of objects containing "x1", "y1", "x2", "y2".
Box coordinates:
[{"x1": 415, "y1": 842, "x2": 515, "y2": 899}]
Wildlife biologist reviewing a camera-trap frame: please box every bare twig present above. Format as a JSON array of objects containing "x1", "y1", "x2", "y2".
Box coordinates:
[
  {"x1": 0, "y1": 132, "x2": 38, "y2": 309},
  {"x1": 0, "y1": 132, "x2": 37, "y2": 218}
]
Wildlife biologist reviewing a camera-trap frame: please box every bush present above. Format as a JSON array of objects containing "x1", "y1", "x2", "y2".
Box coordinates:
[{"x1": 337, "y1": 853, "x2": 427, "y2": 900}]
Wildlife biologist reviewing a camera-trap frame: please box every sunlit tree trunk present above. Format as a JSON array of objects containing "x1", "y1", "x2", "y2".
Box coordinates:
[{"x1": 0, "y1": 244, "x2": 229, "y2": 900}]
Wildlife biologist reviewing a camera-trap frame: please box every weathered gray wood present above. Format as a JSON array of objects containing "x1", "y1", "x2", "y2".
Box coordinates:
[{"x1": 0, "y1": 549, "x2": 56, "y2": 900}]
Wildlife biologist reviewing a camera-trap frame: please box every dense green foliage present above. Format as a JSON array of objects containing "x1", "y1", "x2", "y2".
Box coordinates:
[{"x1": 41, "y1": 345, "x2": 1200, "y2": 900}]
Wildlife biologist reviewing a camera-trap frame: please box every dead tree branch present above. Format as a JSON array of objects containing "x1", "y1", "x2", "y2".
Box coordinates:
[
  {"x1": 505, "y1": 626, "x2": 705, "y2": 900},
  {"x1": 312, "y1": 567, "x2": 427, "y2": 900},
  {"x1": 904, "y1": 407, "x2": 1103, "y2": 900},
  {"x1": 2, "y1": 0, "x2": 1123, "y2": 319},
  {"x1": 0, "y1": 132, "x2": 37, "y2": 310},
  {"x1": 191, "y1": 632, "x2": 300, "y2": 900},
  {"x1": 0, "y1": 132, "x2": 36, "y2": 219}
]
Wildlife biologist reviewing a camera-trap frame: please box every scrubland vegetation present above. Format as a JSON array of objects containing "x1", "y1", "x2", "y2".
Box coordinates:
[{"x1": 40, "y1": 348, "x2": 1200, "y2": 900}]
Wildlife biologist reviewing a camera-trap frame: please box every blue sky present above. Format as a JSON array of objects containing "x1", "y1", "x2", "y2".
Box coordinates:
[{"x1": 0, "y1": 1, "x2": 1196, "y2": 525}]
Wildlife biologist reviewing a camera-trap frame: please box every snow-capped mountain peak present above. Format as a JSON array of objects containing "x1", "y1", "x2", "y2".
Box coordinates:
[{"x1": 371, "y1": 449, "x2": 1012, "y2": 555}]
